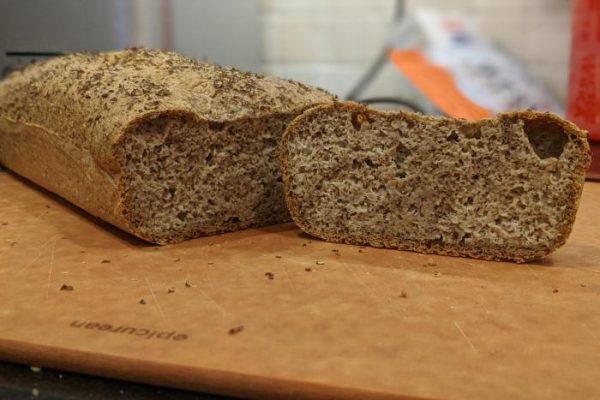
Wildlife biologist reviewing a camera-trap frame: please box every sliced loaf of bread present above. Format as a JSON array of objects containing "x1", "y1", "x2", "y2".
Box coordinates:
[
  {"x1": 280, "y1": 102, "x2": 591, "y2": 262},
  {"x1": 0, "y1": 48, "x2": 334, "y2": 243}
]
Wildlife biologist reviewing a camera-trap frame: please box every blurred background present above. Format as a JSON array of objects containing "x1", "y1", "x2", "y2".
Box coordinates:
[
  {"x1": 261, "y1": 0, "x2": 571, "y2": 113},
  {"x1": 0, "y1": 0, "x2": 570, "y2": 103},
  {"x1": 0, "y1": 0, "x2": 598, "y2": 151}
]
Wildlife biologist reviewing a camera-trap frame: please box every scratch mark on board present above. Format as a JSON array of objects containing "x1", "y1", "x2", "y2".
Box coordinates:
[
  {"x1": 199, "y1": 274, "x2": 227, "y2": 318},
  {"x1": 343, "y1": 260, "x2": 403, "y2": 315},
  {"x1": 192, "y1": 259, "x2": 227, "y2": 318},
  {"x1": 280, "y1": 263, "x2": 297, "y2": 292},
  {"x1": 16, "y1": 235, "x2": 58, "y2": 275},
  {"x1": 45, "y1": 243, "x2": 56, "y2": 300},
  {"x1": 145, "y1": 277, "x2": 165, "y2": 320},
  {"x1": 454, "y1": 321, "x2": 477, "y2": 352},
  {"x1": 580, "y1": 322, "x2": 598, "y2": 339},
  {"x1": 8, "y1": 209, "x2": 53, "y2": 248},
  {"x1": 525, "y1": 264, "x2": 541, "y2": 281}
]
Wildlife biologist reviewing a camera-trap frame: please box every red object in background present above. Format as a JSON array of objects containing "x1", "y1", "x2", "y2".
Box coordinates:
[
  {"x1": 568, "y1": 0, "x2": 600, "y2": 179},
  {"x1": 567, "y1": 0, "x2": 599, "y2": 142}
]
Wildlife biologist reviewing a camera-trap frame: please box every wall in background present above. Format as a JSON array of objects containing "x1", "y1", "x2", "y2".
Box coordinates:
[
  {"x1": 0, "y1": 0, "x2": 571, "y2": 105},
  {"x1": 0, "y1": 0, "x2": 132, "y2": 52},
  {"x1": 133, "y1": 0, "x2": 261, "y2": 73},
  {"x1": 0, "y1": 0, "x2": 262, "y2": 77},
  {"x1": 170, "y1": 0, "x2": 261, "y2": 72},
  {"x1": 260, "y1": 0, "x2": 571, "y2": 104}
]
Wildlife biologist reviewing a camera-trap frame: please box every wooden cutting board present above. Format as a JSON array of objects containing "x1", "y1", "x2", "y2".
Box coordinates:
[{"x1": 1, "y1": 172, "x2": 599, "y2": 400}]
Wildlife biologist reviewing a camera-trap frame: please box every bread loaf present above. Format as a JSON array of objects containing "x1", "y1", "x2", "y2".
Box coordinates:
[
  {"x1": 280, "y1": 102, "x2": 591, "y2": 262},
  {"x1": 0, "y1": 48, "x2": 333, "y2": 243}
]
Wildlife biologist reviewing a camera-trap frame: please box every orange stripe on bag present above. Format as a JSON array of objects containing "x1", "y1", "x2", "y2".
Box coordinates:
[{"x1": 388, "y1": 49, "x2": 492, "y2": 120}]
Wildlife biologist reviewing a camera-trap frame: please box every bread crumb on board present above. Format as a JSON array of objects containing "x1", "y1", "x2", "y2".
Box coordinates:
[
  {"x1": 315, "y1": 260, "x2": 325, "y2": 265},
  {"x1": 101, "y1": 259, "x2": 111, "y2": 264},
  {"x1": 553, "y1": 288, "x2": 559, "y2": 293},
  {"x1": 425, "y1": 258, "x2": 437, "y2": 267},
  {"x1": 167, "y1": 287, "x2": 176, "y2": 294},
  {"x1": 305, "y1": 267, "x2": 312, "y2": 272},
  {"x1": 228, "y1": 325, "x2": 244, "y2": 335},
  {"x1": 400, "y1": 291, "x2": 408, "y2": 298},
  {"x1": 60, "y1": 284, "x2": 74, "y2": 291},
  {"x1": 185, "y1": 280, "x2": 195, "y2": 288},
  {"x1": 139, "y1": 299, "x2": 146, "y2": 305},
  {"x1": 265, "y1": 272, "x2": 275, "y2": 280}
]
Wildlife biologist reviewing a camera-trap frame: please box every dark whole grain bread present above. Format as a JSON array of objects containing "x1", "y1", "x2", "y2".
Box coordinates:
[
  {"x1": 280, "y1": 102, "x2": 591, "y2": 262},
  {"x1": 0, "y1": 48, "x2": 334, "y2": 243}
]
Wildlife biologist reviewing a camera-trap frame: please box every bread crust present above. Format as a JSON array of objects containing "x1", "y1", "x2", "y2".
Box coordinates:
[
  {"x1": 280, "y1": 102, "x2": 591, "y2": 263},
  {"x1": 0, "y1": 48, "x2": 333, "y2": 243}
]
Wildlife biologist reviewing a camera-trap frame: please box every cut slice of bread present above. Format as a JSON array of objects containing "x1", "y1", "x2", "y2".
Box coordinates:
[
  {"x1": 0, "y1": 48, "x2": 334, "y2": 244},
  {"x1": 280, "y1": 102, "x2": 591, "y2": 262}
]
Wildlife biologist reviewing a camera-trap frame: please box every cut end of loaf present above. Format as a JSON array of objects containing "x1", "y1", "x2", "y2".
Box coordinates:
[
  {"x1": 116, "y1": 111, "x2": 293, "y2": 243},
  {"x1": 281, "y1": 102, "x2": 591, "y2": 262}
]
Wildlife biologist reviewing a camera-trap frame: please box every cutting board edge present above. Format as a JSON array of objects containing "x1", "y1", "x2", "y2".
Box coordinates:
[{"x1": 0, "y1": 337, "x2": 429, "y2": 400}]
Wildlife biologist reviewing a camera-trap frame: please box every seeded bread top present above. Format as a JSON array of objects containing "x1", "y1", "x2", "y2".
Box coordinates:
[{"x1": 0, "y1": 48, "x2": 334, "y2": 172}]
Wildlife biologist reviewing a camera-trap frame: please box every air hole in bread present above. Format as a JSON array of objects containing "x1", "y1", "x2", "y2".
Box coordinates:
[
  {"x1": 460, "y1": 233, "x2": 471, "y2": 244},
  {"x1": 208, "y1": 121, "x2": 225, "y2": 131},
  {"x1": 523, "y1": 117, "x2": 568, "y2": 159},
  {"x1": 446, "y1": 131, "x2": 459, "y2": 142},
  {"x1": 394, "y1": 143, "x2": 410, "y2": 168},
  {"x1": 350, "y1": 112, "x2": 371, "y2": 131},
  {"x1": 351, "y1": 112, "x2": 362, "y2": 131},
  {"x1": 510, "y1": 186, "x2": 525, "y2": 196},
  {"x1": 408, "y1": 203, "x2": 420, "y2": 216}
]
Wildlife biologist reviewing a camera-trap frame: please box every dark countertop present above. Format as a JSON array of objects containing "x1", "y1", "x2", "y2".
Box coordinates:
[{"x1": 0, "y1": 361, "x2": 239, "y2": 400}]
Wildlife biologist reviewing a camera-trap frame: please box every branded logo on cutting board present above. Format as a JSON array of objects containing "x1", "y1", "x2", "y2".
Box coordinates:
[{"x1": 69, "y1": 320, "x2": 189, "y2": 341}]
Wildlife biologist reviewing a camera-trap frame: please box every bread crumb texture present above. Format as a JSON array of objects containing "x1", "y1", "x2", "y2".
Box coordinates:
[{"x1": 281, "y1": 102, "x2": 591, "y2": 262}]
